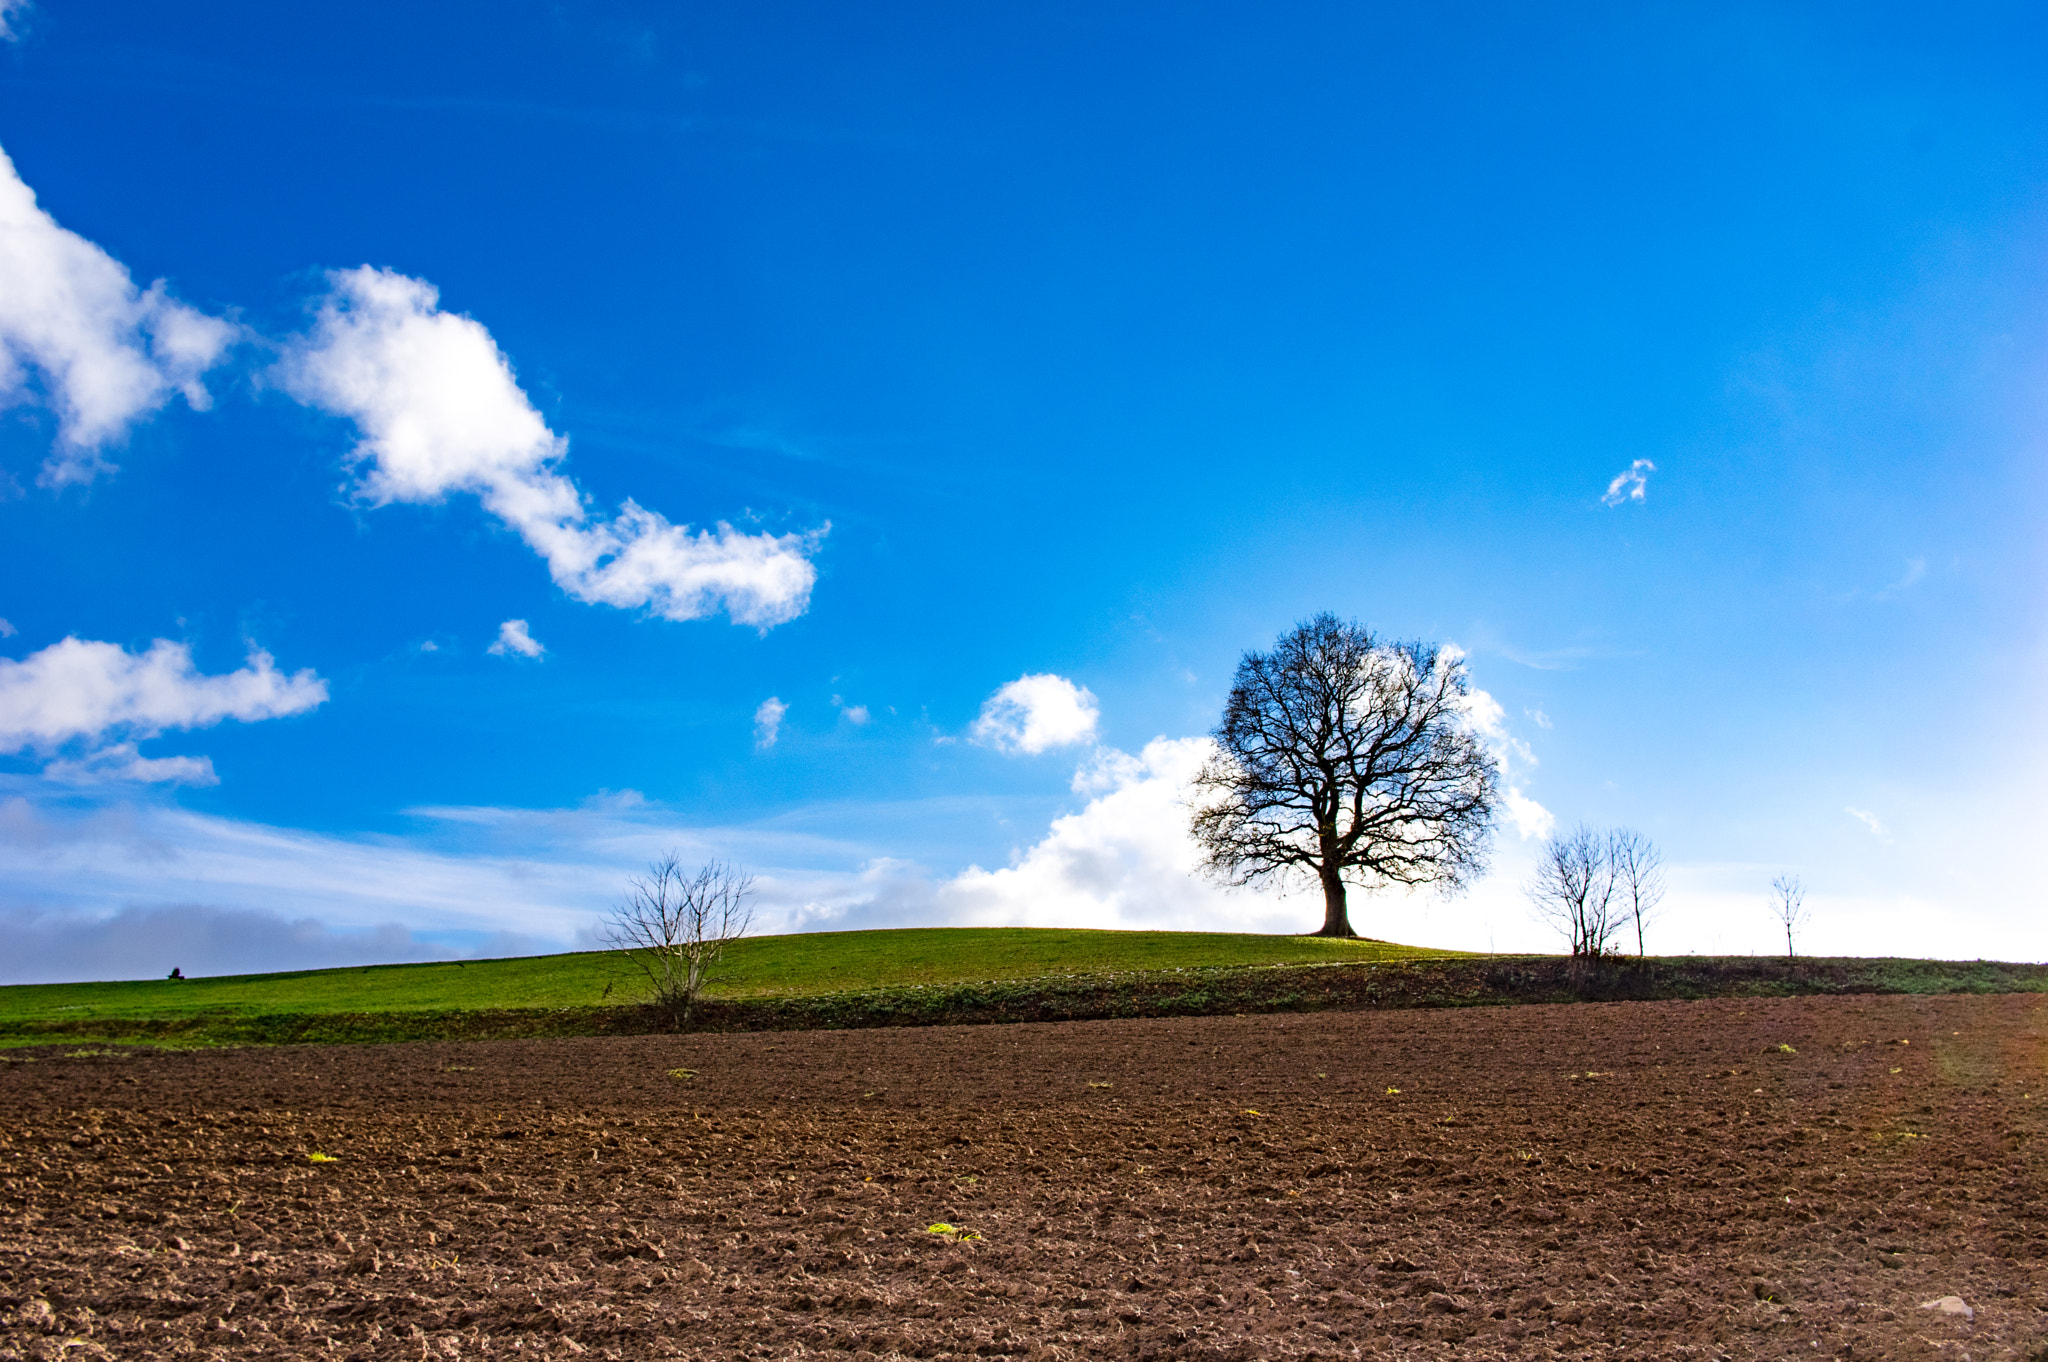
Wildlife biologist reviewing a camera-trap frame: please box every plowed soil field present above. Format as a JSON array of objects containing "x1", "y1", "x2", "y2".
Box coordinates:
[{"x1": 3, "y1": 993, "x2": 2045, "y2": 1360}]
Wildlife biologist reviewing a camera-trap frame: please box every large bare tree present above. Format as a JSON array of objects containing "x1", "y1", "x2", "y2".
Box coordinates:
[
  {"x1": 1189, "y1": 614, "x2": 1499, "y2": 938},
  {"x1": 602, "y1": 854, "x2": 755, "y2": 1027}
]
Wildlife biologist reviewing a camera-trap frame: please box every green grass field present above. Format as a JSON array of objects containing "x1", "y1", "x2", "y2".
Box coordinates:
[{"x1": 0, "y1": 927, "x2": 1462, "y2": 1030}]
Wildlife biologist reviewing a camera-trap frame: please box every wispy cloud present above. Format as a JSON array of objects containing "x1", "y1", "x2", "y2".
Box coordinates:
[
  {"x1": 277, "y1": 267, "x2": 823, "y2": 629},
  {"x1": 0, "y1": 144, "x2": 236, "y2": 486},
  {"x1": 753, "y1": 696, "x2": 786, "y2": 750},
  {"x1": 41, "y1": 742, "x2": 218, "y2": 787},
  {"x1": 0, "y1": 2, "x2": 28, "y2": 42},
  {"x1": 969, "y1": 674, "x2": 1100, "y2": 754},
  {"x1": 486, "y1": 618, "x2": 545, "y2": 659},
  {"x1": 1875, "y1": 557, "x2": 1927, "y2": 600},
  {"x1": 1845, "y1": 806, "x2": 1887, "y2": 839},
  {"x1": 1600, "y1": 458, "x2": 1656, "y2": 506}
]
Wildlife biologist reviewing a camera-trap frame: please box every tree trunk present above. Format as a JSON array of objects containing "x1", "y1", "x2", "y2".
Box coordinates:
[{"x1": 1314, "y1": 866, "x2": 1355, "y2": 937}]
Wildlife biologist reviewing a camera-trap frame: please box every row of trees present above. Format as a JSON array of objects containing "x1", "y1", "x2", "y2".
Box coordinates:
[
  {"x1": 1525, "y1": 824, "x2": 1663, "y2": 957},
  {"x1": 1525, "y1": 826, "x2": 1810, "y2": 958},
  {"x1": 606, "y1": 613, "x2": 1818, "y2": 1025}
]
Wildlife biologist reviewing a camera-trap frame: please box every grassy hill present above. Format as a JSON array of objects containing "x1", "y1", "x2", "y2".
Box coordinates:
[
  {"x1": 0, "y1": 927, "x2": 1458, "y2": 1040},
  {"x1": 4, "y1": 928, "x2": 2036, "y2": 1049}
]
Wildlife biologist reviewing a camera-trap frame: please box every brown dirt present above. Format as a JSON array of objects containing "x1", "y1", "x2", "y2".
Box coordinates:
[{"x1": 2, "y1": 993, "x2": 2045, "y2": 1360}]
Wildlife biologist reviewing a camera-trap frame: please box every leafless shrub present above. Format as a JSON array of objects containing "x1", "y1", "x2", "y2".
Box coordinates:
[
  {"x1": 1526, "y1": 824, "x2": 1620, "y2": 957},
  {"x1": 602, "y1": 854, "x2": 755, "y2": 1028},
  {"x1": 1768, "y1": 874, "x2": 1808, "y2": 959}
]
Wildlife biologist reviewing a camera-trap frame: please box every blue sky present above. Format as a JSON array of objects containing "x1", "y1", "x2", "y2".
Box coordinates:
[{"x1": 1, "y1": 1, "x2": 2043, "y2": 982}]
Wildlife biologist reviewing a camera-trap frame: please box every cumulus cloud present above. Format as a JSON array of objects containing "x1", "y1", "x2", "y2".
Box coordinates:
[
  {"x1": 486, "y1": 618, "x2": 545, "y2": 659},
  {"x1": 934, "y1": 736, "x2": 1297, "y2": 932},
  {"x1": 969, "y1": 673, "x2": 1100, "y2": 754},
  {"x1": 1501, "y1": 786, "x2": 1556, "y2": 843},
  {"x1": 1460, "y1": 682, "x2": 1553, "y2": 840},
  {"x1": 0, "y1": 636, "x2": 327, "y2": 754},
  {"x1": 1601, "y1": 458, "x2": 1656, "y2": 506},
  {"x1": 754, "y1": 696, "x2": 786, "y2": 750},
  {"x1": 0, "y1": 145, "x2": 236, "y2": 486},
  {"x1": 277, "y1": 267, "x2": 821, "y2": 628},
  {"x1": 833, "y1": 694, "x2": 870, "y2": 725}
]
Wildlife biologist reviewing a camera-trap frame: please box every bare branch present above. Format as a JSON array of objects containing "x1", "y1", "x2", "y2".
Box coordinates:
[
  {"x1": 1525, "y1": 824, "x2": 1622, "y2": 957},
  {"x1": 1606, "y1": 828, "x2": 1665, "y2": 958},
  {"x1": 1768, "y1": 874, "x2": 1808, "y2": 960},
  {"x1": 601, "y1": 854, "x2": 756, "y2": 1027}
]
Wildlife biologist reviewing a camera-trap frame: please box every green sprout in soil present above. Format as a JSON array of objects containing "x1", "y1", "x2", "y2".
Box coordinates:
[{"x1": 307, "y1": 1152, "x2": 339, "y2": 1164}]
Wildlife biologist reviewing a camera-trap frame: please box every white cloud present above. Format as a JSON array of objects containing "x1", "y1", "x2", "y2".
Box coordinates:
[
  {"x1": 41, "y1": 742, "x2": 218, "y2": 787},
  {"x1": 8, "y1": 725, "x2": 2043, "y2": 984},
  {"x1": 1502, "y1": 785, "x2": 1557, "y2": 842},
  {"x1": 1461, "y1": 682, "x2": 1552, "y2": 839},
  {"x1": 832, "y1": 694, "x2": 871, "y2": 725},
  {"x1": 1846, "y1": 806, "x2": 1887, "y2": 839},
  {"x1": 0, "y1": 636, "x2": 327, "y2": 755},
  {"x1": 969, "y1": 673, "x2": 1100, "y2": 754},
  {"x1": 1601, "y1": 458, "x2": 1656, "y2": 506},
  {"x1": 486, "y1": 618, "x2": 545, "y2": 659},
  {"x1": 754, "y1": 696, "x2": 787, "y2": 750},
  {"x1": 0, "y1": 618, "x2": 13, "y2": 637},
  {"x1": 0, "y1": 144, "x2": 236, "y2": 486},
  {"x1": 936, "y1": 736, "x2": 1299, "y2": 932},
  {"x1": 0, "y1": 2, "x2": 28, "y2": 41},
  {"x1": 277, "y1": 267, "x2": 821, "y2": 628},
  {"x1": 1526, "y1": 707, "x2": 1552, "y2": 729}
]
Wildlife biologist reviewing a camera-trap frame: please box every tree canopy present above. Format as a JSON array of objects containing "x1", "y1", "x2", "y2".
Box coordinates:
[{"x1": 1189, "y1": 613, "x2": 1499, "y2": 938}]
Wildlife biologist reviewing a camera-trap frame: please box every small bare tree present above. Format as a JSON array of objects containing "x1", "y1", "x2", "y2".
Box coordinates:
[
  {"x1": 602, "y1": 854, "x2": 755, "y2": 1027},
  {"x1": 1526, "y1": 824, "x2": 1620, "y2": 957},
  {"x1": 1607, "y1": 828, "x2": 1665, "y2": 957},
  {"x1": 1768, "y1": 874, "x2": 1808, "y2": 959}
]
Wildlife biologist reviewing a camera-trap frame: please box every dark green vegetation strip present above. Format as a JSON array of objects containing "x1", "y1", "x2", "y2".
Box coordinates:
[{"x1": 1, "y1": 953, "x2": 2040, "y2": 1048}]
